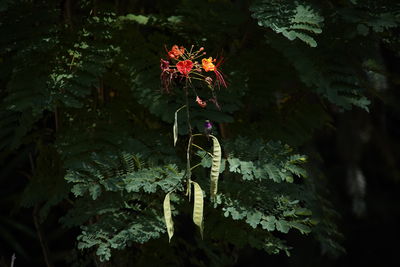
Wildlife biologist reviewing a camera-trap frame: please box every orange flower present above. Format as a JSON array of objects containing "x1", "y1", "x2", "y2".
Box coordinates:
[
  {"x1": 196, "y1": 96, "x2": 207, "y2": 108},
  {"x1": 168, "y1": 45, "x2": 185, "y2": 59},
  {"x1": 202, "y1": 57, "x2": 216, "y2": 72}
]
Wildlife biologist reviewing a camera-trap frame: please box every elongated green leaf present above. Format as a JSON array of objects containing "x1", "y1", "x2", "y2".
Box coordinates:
[
  {"x1": 173, "y1": 105, "x2": 186, "y2": 146},
  {"x1": 209, "y1": 135, "x2": 221, "y2": 201},
  {"x1": 288, "y1": 221, "x2": 311, "y2": 234},
  {"x1": 191, "y1": 181, "x2": 204, "y2": 238},
  {"x1": 163, "y1": 192, "x2": 174, "y2": 242},
  {"x1": 173, "y1": 110, "x2": 178, "y2": 146}
]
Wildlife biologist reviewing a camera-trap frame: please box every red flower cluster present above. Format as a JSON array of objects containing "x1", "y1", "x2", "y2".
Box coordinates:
[
  {"x1": 160, "y1": 44, "x2": 227, "y2": 108},
  {"x1": 167, "y1": 45, "x2": 184, "y2": 59}
]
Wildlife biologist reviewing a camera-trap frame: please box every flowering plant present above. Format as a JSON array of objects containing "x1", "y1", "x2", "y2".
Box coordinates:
[
  {"x1": 160, "y1": 44, "x2": 227, "y2": 108},
  {"x1": 160, "y1": 45, "x2": 228, "y2": 241}
]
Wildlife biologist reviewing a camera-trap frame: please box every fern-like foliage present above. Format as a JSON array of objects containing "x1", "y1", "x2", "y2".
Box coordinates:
[
  {"x1": 267, "y1": 34, "x2": 371, "y2": 111},
  {"x1": 66, "y1": 153, "x2": 183, "y2": 199},
  {"x1": 251, "y1": 1, "x2": 324, "y2": 47},
  {"x1": 62, "y1": 152, "x2": 184, "y2": 261},
  {"x1": 250, "y1": 0, "x2": 400, "y2": 111},
  {"x1": 49, "y1": 12, "x2": 120, "y2": 109},
  {"x1": 193, "y1": 137, "x2": 327, "y2": 255}
]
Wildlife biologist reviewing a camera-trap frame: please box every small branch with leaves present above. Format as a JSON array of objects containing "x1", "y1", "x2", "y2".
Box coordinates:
[{"x1": 161, "y1": 44, "x2": 226, "y2": 241}]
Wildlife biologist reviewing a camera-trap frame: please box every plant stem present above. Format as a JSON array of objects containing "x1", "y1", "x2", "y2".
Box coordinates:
[
  {"x1": 190, "y1": 162, "x2": 203, "y2": 171},
  {"x1": 185, "y1": 86, "x2": 193, "y2": 137},
  {"x1": 192, "y1": 143, "x2": 213, "y2": 157},
  {"x1": 10, "y1": 253, "x2": 16, "y2": 267},
  {"x1": 185, "y1": 85, "x2": 193, "y2": 197},
  {"x1": 33, "y1": 205, "x2": 53, "y2": 267},
  {"x1": 176, "y1": 104, "x2": 187, "y2": 113}
]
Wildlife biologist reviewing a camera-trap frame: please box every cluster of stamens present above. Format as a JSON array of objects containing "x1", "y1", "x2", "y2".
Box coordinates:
[{"x1": 160, "y1": 44, "x2": 227, "y2": 108}]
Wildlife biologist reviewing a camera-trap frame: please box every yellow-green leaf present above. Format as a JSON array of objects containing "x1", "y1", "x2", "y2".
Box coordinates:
[
  {"x1": 173, "y1": 110, "x2": 178, "y2": 146},
  {"x1": 163, "y1": 192, "x2": 174, "y2": 242},
  {"x1": 209, "y1": 135, "x2": 221, "y2": 201},
  {"x1": 191, "y1": 181, "x2": 204, "y2": 238},
  {"x1": 173, "y1": 105, "x2": 186, "y2": 146}
]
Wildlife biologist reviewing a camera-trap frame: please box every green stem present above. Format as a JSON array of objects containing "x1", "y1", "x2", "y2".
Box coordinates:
[
  {"x1": 176, "y1": 104, "x2": 187, "y2": 113},
  {"x1": 190, "y1": 162, "x2": 203, "y2": 171},
  {"x1": 192, "y1": 143, "x2": 213, "y2": 157},
  {"x1": 189, "y1": 76, "x2": 206, "y2": 82},
  {"x1": 185, "y1": 85, "x2": 193, "y2": 198}
]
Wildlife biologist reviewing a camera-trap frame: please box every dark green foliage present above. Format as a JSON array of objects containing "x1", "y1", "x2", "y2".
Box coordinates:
[
  {"x1": 61, "y1": 152, "x2": 185, "y2": 261},
  {"x1": 250, "y1": 0, "x2": 400, "y2": 111},
  {"x1": 1, "y1": 0, "x2": 399, "y2": 266},
  {"x1": 191, "y1": 137, "x2": 313, "y2": 256},
  {"x1": 251, "y1": 1, "x2": 324, "y2": 47}
]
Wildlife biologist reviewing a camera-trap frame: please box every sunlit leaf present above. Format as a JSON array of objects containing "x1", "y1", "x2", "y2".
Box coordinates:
[
  {"x1": 173, "y1": 105, "x2": 186, "y2": 147},
  {"x1": 163, "y1": 192, "x2": 174, "y2": 242},
  {"x1": 288, "y1": 221, "x2": 311, "y2": 234},
  {"x1": 209, "y1": 135, "x2": 221, "y2": 201},
  {"x1": 191, "y1": 181, "x2": 204, "y2": 238},
  {"x1": 173, "y1": 110, "x2": 178, "y2": 146},
  {"x1": 276, "y1": 220, "x2": 290, "y2": 233}
]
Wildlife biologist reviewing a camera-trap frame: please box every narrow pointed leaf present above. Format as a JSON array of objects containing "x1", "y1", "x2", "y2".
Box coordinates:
[
  {"x1": 191, "y1": 181, "x2": 204, "y2": 238},
  {"x1": 209, "y1": 135, "x2": 221, "y2": 201},
  {"x1": 163, "y1": 192, "x2": 174, "y2": 242},
  {"x1": 173, "y1": 109, "x2": 178, "y2": 146},
  {"x1": 173, "y1": 105, "x2": 186, "y2": 146}
]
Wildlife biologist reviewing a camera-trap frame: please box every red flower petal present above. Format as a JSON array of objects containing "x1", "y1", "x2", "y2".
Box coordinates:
[
  {"x1": 176, "y1": 60, "x2": 193, "y2": 76},
  {"x1": 168, "y1": 45, "x2": 184, "y2": 59}
]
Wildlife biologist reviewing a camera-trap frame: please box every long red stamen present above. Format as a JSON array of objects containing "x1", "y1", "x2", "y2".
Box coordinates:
[{"x1": 214, "y1": 70, "x2": 227, "y2": 88}]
